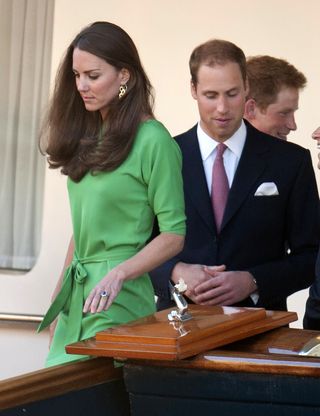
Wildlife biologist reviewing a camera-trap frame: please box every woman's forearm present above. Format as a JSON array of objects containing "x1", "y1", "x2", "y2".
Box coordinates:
[{"x1": 115, "y1": 232, "x2": 184, "y2": 282}]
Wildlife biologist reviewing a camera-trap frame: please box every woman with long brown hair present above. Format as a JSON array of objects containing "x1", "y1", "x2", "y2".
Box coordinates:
[{"x1": 38, "y1": 21, "x2": 185, "y2": 366}]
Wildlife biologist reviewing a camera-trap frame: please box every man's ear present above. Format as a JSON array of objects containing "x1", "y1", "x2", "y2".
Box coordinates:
[
  {"x1": 244, "y1": 98, "x2": 257, "y2": 120},
  {"x1": 190, "y1": 79, "x2": 197, "y2": 100}
]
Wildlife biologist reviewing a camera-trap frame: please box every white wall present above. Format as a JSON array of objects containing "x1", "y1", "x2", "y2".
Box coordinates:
[{"x1": 1, "y1": 0, "x2": 320, "y2": 379}]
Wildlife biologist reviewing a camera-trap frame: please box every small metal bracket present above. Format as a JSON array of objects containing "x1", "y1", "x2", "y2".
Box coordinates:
[{"x1": 167, "y1": 281, "x2": 192, "y2": 322}]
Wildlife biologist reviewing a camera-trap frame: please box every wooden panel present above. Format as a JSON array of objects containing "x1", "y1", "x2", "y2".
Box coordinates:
[
  {"x1": 0, "y1": 357, "x2": 123, "y2": 411},
  {"x1": 67, "y1": 306, "x2": 297, "y2": 360},
  {"x1": 128, "y1": 328, "x2": 320, "y2": 377},
  {"x1": 222, "y1": 327, "x2": 320, "y2": 355}
]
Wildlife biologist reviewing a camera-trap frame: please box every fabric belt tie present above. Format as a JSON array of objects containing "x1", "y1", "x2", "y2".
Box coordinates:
[{"x1": 37, "y1": 257, "x2": 88, "y2": 343}]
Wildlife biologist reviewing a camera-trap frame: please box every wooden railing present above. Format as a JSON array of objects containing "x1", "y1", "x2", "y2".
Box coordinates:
[{"x1": 0, "y1": 357, "x2": 124, "y2": 411}]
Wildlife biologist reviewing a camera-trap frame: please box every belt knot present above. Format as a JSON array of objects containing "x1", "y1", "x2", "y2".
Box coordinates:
[{"x1": 71, "y1": 258, "x2": 88, "y2": 284}]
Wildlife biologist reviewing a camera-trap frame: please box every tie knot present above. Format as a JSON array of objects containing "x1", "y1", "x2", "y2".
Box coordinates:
[{"x1": 216, "y1": 143, "x2": 227, "y2": 157}]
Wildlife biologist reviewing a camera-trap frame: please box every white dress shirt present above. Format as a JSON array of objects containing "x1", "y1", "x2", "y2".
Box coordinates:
[{"x1": 197, "y1": 120, "x2": 247, "y2": 195}]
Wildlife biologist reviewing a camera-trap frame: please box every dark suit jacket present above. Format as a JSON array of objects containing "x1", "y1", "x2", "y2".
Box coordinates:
[
  {"x1": 151, "y1": 121, "x2": 320, "y2": 311},
  {"x1": 304, "y1": 250, "x2": 320, "y2": 329}
]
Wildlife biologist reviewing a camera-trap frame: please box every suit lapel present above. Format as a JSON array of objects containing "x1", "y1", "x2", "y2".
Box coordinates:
[
  {"x1": 221, "y1": 123, "x2": 270, "y2": 231},
  {"x1": 180, "y1": 127, "x2": 216, "y2": 234}
]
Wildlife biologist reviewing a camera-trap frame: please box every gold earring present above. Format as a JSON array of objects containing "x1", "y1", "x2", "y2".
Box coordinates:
[{"x1": 119, "y1": 84, "x2": 127, "y2": 99}]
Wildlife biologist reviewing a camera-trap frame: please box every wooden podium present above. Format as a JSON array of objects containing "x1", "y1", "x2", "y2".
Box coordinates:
[{"x1": 66, "y1": 305, "x2": 297, "y2": 360}]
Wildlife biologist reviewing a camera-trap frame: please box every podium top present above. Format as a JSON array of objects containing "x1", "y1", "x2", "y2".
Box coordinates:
[{"x1": 67, "y1": 305, "x2": 297, "y2": 360}]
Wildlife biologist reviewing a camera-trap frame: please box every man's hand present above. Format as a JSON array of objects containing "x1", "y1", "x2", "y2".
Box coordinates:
[
  {"x1": 171, "y1": 262, "x2": 226, "y2": 303},
  {"x1": 193, "y1": 270, "x2": 257, "y2": 305}
]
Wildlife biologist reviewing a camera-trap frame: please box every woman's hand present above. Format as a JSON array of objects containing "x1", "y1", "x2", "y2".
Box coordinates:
[
  {"x1": 83, "y1": 267, "x2": 126, "y2": 314},
  {"x1": 83, "y1": 232, "x2": 184, "y2": 314}
]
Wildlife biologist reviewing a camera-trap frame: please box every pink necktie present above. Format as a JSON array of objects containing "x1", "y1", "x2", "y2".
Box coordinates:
[{"x1": 211, "y1": 143, "x2": 229, "y2": 233}]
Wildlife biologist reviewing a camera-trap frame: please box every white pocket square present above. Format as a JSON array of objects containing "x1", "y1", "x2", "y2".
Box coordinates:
[{"x1": 254, "y1": 182, "x2": 279, "y2": 196}]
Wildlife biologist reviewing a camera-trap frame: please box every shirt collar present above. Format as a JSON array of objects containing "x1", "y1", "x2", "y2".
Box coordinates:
[{"x1": 197, "y1": 120, "x2": 247, "y2": 161}]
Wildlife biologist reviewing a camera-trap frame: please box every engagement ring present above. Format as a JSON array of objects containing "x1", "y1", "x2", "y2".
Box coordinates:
[{"x1": 100, "y1": 290, "x2": 109, "y2": 297}]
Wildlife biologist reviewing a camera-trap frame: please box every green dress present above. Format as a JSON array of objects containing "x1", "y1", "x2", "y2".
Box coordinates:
[{"x1": 38, "y1": 120, "x2": 186, "y2": 367}]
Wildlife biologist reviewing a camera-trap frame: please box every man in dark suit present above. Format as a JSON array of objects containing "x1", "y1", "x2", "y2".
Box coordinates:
[
  {"x1": 304, "y1": 127, "x2": 320, "y2": 329},
  {"x1": 151, "y1": 39, "x2": 319, "y2": 312}
]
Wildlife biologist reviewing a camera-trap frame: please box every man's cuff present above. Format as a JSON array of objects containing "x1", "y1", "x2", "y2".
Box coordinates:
[
  {"x1": 250, "y1": 291, "x2": 259, "y2": 305},
  {"x1": 250, "y1": 275, "x2": 259, "y2": 304}
]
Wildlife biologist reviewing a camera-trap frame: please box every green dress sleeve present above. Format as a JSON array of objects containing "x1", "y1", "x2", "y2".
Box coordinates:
[{"x1": 140, "y1": 120, "x2": 186, "y2": 235}]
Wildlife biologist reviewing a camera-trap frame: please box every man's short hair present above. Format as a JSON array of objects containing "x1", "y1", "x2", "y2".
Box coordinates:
[
  {"x1": 189, "y1": 39, "x2": 246, "y2": 85},
  {"x1": 246, "y1": 56, "x2": 307, "y2": 110}
]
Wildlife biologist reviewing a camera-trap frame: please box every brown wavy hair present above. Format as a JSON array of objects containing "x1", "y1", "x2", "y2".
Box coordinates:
[
  {"x1": 189, "y1": 39, "x2": 247, "y2": 85},
  {"x1": 246, "y1": 55, "x2": 307, "y2": 110},
  {"x1": 39, "y1": 21, "x2": 154, "y2": 181}
]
